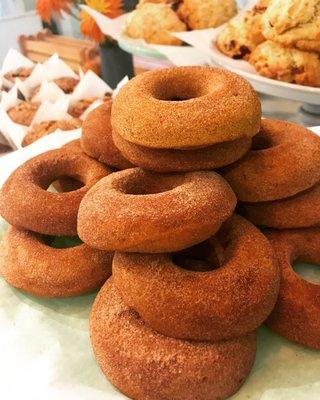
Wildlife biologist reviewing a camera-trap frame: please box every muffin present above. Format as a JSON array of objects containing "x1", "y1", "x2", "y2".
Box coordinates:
[
  {"x1": 22, "y1": 118, "x2": 82, "y2": 147},
  {"x1": 125, "y1": 3, "x2": 186, "y2": 45},
  {"x1": 178, "y1": 0, "x2": 237, "y2": 30},
  {"x1": 7, "y1": 101, "x2": 40, "y2": 126},
  {"x1": 69, "y1": 94, "x2": 112, "y2": 118},
  {"x1": 4, "y1": 67, "x2": 34, "y2": 83},
  {"x1": 262, "y1": 0, "x2": 320, "y2": 52},
  {"x1": 249, "y1": 40, "x2": 320, "y2": 87},
  {"x1": 216, "y1": 9, "x2": 266, "y2": 60}
]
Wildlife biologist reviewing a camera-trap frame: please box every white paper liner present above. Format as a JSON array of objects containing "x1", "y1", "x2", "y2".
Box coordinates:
[
  {"x1": 17, "y1": 64, "x2": 51, "y2": 99},
  {"x1": 0, "y1": 85, "x2": 21, "y2": 112},
  {"x1": 31, "y1": 98, "x2": 72, "y2": 126},
  {"x1": 0, "y1": 48, "x2": 34, "y2": 76},
  {"x1": 0, "y1": 109, "x2": 27, "y2": 149},
  {"x1": 31, "y1": 81, "x2": 66, "y2": 104},
  {"x1": 70, "y1": 70, "x2": 112, "y2": 104},
  {"x1": 43, "y1": 54, "x2": 79, "y2": 80},
  {"x1": 150, "y1": 44, "x2": 212, "y2": 66}
]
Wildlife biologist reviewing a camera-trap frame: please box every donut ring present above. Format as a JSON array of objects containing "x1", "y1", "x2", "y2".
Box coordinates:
[
  {"x1": 265, "y1": 228, "x2": 320, "y2": 349},
  {"x1": 112, "y1": 66, "x2": 261, "y2": 149},
  {"x1": 241, "y1": 182, "x2": 320, "y2": 229},
  {"x1": 1, "y1": 226, "x2": 113, "y2": 297},
  {"x1": 222, "y1": 119, "x2": 320, "y2": 202},
  {"x1": 113, "y1": 214, "x2": 279, "y2": 341},
  {"x1": 78, "y1": 168, "x2": 236, "y2": 252},
  {"x1": 0, "y1": 149, "x2": 110, "y2": 236},
  {"x1": 113, "y1": 129, "x2": 252, "y2": 172},
  {"x1": 81, "y1": 102, "x2": 133, "y2": 170},
  {"x1": 90, "y1": 279, "x2": 257, "y2": 400}
]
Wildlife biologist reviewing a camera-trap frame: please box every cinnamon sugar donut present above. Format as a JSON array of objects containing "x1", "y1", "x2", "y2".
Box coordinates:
[
  {"x1": 241, "y1": 181, "x2": 320, "y2": 228},
  {"x1": 113, "y1": 215, "x2": 279, "y2": 341},
  {"x1": 78, "y1": 168, "x2": 236, "y2": 252},
  {"x1": 1, "y1": 226, "x2": 112, "y2": 297},
  {"x1": 0, "y1": 149, "x2": 110, "y2": 236},
  {"x1": 90, "y1": 279, "x2": 257, "y2": 400},
  {"x1": 81, "y1": 102, "x2": 133, "y2": 170},
  {"x1": 223, "y1": 119, "x2": 320, "y2": 202},
  {"x1": 112, "y1": 67, "x2": 261, "y2": 149},
  {"x1": 113, "y1": 129, "x2": 252, "y2": 172},
  {"x1": 265, "y1": 228, "x2": 320, "y2": 349}
]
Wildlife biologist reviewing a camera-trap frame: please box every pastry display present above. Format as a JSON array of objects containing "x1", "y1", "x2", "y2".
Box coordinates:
[
  {"x1": 177, "y1": 0, "x2": 237, "y2": 30},
  {"x1": 1, "y1": 65, "x2": 320, "y2": 398},
  {"x1": 22, "y1": 118, "x2": 82, "y2": 147},
  {"x1": 124, "y1": 3, "x2": 186, "y2": 45},
  {"x1": 7, "y1": 101, "x2": 39, "y2": 126},
  {"x1": 265, "y1": 228, "x2": 320, "y2": 349},
  {"x1": 4, "y1": 66, "x2": 34, "y2": 82},
  {"x1": 215, "y1": 0, "x2": 320, "y2": 87}
]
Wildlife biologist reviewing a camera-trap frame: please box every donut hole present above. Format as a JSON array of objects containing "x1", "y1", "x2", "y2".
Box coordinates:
[
  {"x1": 52, "y1": 176, "x2": 84, "y2": 192},
  {"x1": 172, "y1": 240, "x2": 222, "y2": 272},
  {"x1": 251, "y1": 134, "x2": 274, "y2": 150},
  {"x1": 119, "y1": 174, "x2": 186, "y2": 196},
  {"x1": 41, "y1": 234, "x2": 83, "y2": 248},
  {"x1": 293, "y1": 263, "x2": 320, "y2": 284},
  {"x1": 152, "y1": 78, "x2": 209, "y2": 102}
]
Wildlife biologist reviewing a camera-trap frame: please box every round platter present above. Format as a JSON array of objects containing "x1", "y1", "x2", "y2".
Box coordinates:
[{"x1": 118, "y1": 35, "x2": 168, "y2": 60}]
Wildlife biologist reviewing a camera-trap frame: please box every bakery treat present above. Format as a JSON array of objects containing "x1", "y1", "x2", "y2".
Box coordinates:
[
  {"x1": 0, "y1": 148, "x2": 110, "y2": 236},
  {"x1": 81, "y1": 102, "x2": 133, "y2": 170},
  {"x1": 112, "y1": 67, "x2": 261, "y2": 149},
  {"x1": 216, "y1": 9, "x2": 266, "y2": 60},
  {"x1": 241, "y1": 182, "x2": 320, "y2": 229},
  {"x1": 249, "y1": 41, "x2": 320, "y2": 87},
  {"x1": 113, "y1": 130, "x2": 251, "y2": 171},
  {"x1": 113, "y1": 215, "x2": 279, "y2": 341},
  {"x1": 261, "y1": 0, "x2": 320, "y2": 52},
  {"x1": 90, "y1": 279, "x2": 257, "y2": 400},
  {"x1": 177, "y1": 0, "x2": 237, "y2": 30},
  {"x1": 265, "y1": 228, "x2": 320, "y2": 349},
  {"x1": 223, "y1": 119, "x2": 320, "y2": 202},
  {"x1": 4, "y1": 66, "x2": 34, "y2": 82},
  {"x1": 77, "y1": 168, "x2": 236, "y2": 252},
  {"x1": 68, "y1": 94, "x2": 112, "y2": 118},
  {"x1": 124, "y1": 3, "x2": 186, "y2": 45},
  {"x1": 22, "y1": 118, "x2": 82, "y2": 147},
  {"x1": 2, "y1": 226, "x2": 113, "y2": 297},
  {"x1": 53, "y1": 77, "x2": 79, "y2": 93},
  {"x1": 7, "y1": 101, "x2": 39, "y2": 126}
]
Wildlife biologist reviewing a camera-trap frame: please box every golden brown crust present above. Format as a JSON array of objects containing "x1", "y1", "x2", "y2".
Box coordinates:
[
  {"x1": 216, "y1": 9, "x2": 266, "y2": 60},
  {"x1": 81, "y1": 102, "x2": 133, "y2": 170},
  {"x1": 113, "y1": 215, "x2": 279, "y2": 341},
  {"x1": 222, "y1": 119, "x2": 320, "y2": 202},
  {"x1": 112, "y1": 67, "x2": 261, "y2": 149},
  {"x1": 22, "y1": 118, "x2": 82, "y2": 147},
  {"x1": 90, "y1": 279, "x2": 257, "y2": 400},
  {"x1": 4, "y1": 67, "x2": 34, "y2": 82},
  {"x1": 249, "y1": 41, "x2": 320, "y2": 87},
  {"x1": 177, "y1": 0, "x2": 237, "y2": 30},
  {"x1": 113, "y1": 129, "x2": 252, "y2": 172},
  {"x1": 265, "y1": 228, "x2": 320, "y2": 349},
  {"x1": 77, "y1": 168, "x2": 236, "y2": 252},
  {"x1": 0, "y1": 148, "x2": 110, "y2": 236},
  {"x1": 7, "y1": 101, "x2": 39, "y2": 126},
  {"x1": 2, "y1": 226, "x2": 113, "y2": 297},
  {"x1": 241, "y1": 181, "x2": 320, "y2": 229},
  {"x1": 124, "y1": 3, "x2": 186, "y2": 45}
]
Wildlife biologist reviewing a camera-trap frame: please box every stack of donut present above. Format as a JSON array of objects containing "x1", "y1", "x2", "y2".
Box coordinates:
[
  {"x1": 75, "y1": 67, "x2": 280, "y2": 400},
  {"x1": 0, "y1": 149, "x2": 113, "y2": 297},
  {"x1": 222, "y1": 118, "x2": 320, "y2": 349}
]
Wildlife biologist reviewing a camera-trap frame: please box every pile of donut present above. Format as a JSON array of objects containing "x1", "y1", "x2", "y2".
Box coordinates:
[{"x1": 0, "y1": 66, "x2": 320, "y2": 400}]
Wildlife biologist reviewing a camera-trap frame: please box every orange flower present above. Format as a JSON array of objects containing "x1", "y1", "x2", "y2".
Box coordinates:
[
  {"x1": 36, "y1": 0, "x2": 72, "y2": 22},
  {"x1": 80, "y1": 0, "x2": 123, "y2": 43}
]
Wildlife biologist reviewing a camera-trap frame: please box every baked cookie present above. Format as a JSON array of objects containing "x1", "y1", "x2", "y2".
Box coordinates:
[
  {"x1": 4, "y1": 66, "x2": 34, "y2": 82},
  {"x1": 262, "y1": 0, "x2": 320, "y2": 52},
  {"x1": 124, "y1": 3, "x2": 186, "y2": 45},
  {"x1": 22, "y1": 118, "x2": 82, "y2": 147},
  {"x1": 216, "y1": 9, "x2": 266, "y2": 60},
  {"x1": 177, "y1": 0, "x2": 237, "y2": 30},
  {"x1": 249, "y1": 40, "x2": 320, "y2": 87},
  {"x1": 7, "y1": 101, "x2": 39, "y2": 126}
]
